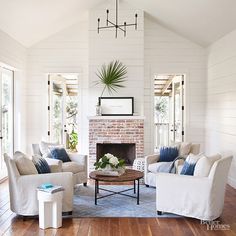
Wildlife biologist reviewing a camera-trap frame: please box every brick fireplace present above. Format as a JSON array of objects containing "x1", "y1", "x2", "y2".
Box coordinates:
[
  {"x1": 88, "y1": 117, "x2": 144, "y2": 171},
  {"x1": 96, "y1": 143, "x2": 136, "y2": 166}
]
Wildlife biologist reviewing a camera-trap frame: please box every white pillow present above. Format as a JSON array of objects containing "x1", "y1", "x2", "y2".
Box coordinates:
[
  {"x1": 179, "y1": 142, "x2": 192, "y2": 156},
  {"x1": 171, "y1": 142, "x2": 181, "y2": 149},
  {"x1": 185, "y1": 153, "x2": 203, "y2": 164},
  {"x1": 39, "y1": 141, "x2": 59, "y2": 158},
  {"x1": 13, "y1": 151, "x2": 38, "y2": 175},
  {"x1": 194, "y1": 154, "x2": 221, "y2": 177}
]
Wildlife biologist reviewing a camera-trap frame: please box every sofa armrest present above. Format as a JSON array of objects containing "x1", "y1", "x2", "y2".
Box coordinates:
[
  {"x1": 17, "y1": 172, "x2": 74, "y2": 214},
  {"x1": 68, "y1": 153, "x2": 87, "y2": 166},
  {"x1": 145, "y1": 154, "x2": 160, "y2": 165},
  {"x1": 156, "y1": 173, "x2": 212, "y2": 212},
  {"x1": 144, "y1": 154, "x2": 160, "y2": 174},
  {"x1": 156, "y1": 172, "x2": 211, "y2": 188},
  {"x1": 18, "y1": 172, "x2": 73, "y2": 188}
]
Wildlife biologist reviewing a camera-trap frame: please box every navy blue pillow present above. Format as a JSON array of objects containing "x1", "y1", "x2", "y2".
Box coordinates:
[
  {"x1": 180, "y1": 162, "x2": 196, "y2": 175},
  {"x1": 50, "y1": 147, "x2": 71, "y2": 163},
  {"x1": 34, "y1": 158, "x2": 51, "y2": 174},
  {"x1": 159, "y1": 147, "x2": 179, "y2": 162}
]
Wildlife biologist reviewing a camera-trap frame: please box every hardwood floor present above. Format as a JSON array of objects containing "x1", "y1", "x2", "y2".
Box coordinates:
[{"x1": 0, "y1": 180, "x2": 236, "y2": 236}]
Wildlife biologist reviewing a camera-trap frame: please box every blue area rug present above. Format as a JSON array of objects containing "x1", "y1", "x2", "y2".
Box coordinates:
[{"x1": 72, "y1": 185, "x2": 180, "y2": 218}]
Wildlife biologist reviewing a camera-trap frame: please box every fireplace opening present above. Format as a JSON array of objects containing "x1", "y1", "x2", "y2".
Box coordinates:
[{"x1": 96, "y1": 143, "x2": 136, "y2": 166}]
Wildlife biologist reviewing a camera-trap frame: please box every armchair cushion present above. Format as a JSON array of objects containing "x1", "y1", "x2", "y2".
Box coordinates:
[
  {"x1": 148, "y1": 162, "x2": 163, "y2": 173},
  {"x1": 49, "y1": 147, "x2": 71, "y2": 163},
  {"x1": 179, "y1": 142, "x2": 192, "y2": 156},
  {"x1": 13, "y1": 151, "x2": 38, "y2": 175},
  {"x1": 50, "y1": 164, "x2": 61, "y2": 173},
  {"x1": 62, "y1": 162, "x2": 84, "y2": 174},
  {"x1": 194, "y1": 154, "x2": 221, "y2": 177},
  {"x1": 148, "y1": 162, "x2": 172, "y2": 174}
]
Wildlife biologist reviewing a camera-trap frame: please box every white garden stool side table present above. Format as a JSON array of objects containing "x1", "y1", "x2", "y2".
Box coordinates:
[
  {"x1": 37, "y1": 190, "x2": 64, "y2": 229},
  {"x1": 133, "y1": 158, "x2": 145, "y2": 184}
]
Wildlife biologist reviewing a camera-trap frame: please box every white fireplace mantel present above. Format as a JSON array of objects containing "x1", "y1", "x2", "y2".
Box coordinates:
[{"x1": 88, "y1": 116, "x2": 145, "y2": 120}]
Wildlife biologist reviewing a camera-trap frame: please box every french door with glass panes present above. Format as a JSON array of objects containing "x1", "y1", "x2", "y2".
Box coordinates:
[
  {"x1": 170, "y1": 75, "x2": 184, "y2": 143},
  {"x1": 48, "y1": 74, "x2": 79, "y2": 147},
  {"x1": 0, "y1": 67, "x2": 14, "y2": 180},
  {"x1": 48, "y1": 75, "x2": 67, "y2": 145}
]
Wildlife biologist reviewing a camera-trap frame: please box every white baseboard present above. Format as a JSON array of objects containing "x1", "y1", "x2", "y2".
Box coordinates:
[{"x1": 228, "y1": 177, "x2": 236, "y2": 189}]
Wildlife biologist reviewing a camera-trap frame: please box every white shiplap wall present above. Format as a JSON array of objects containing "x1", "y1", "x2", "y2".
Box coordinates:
[
  {"x1": 0, "y1": 29, "x2": 27, "y2": 152},
  {"x1": 144, "y1": 17, "x2": 207, "y2": 154},
  {"x1": 26, "y1": 1, "x2": 145, "y2": 154},
  {"x1": 26, "y1": 21, "x2": 89, "y2": 153},
  {"x1": 206, "y1": 29, "x2": 236, "y2": 188},
  {"x1": 25, "y1": 6, "x2": 207, "y2": 157}
]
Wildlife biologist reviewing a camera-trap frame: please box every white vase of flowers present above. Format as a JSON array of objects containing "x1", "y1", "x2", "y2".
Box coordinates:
[{"x1": 94, "y1": 153, "x2": 125, "y2": 176}]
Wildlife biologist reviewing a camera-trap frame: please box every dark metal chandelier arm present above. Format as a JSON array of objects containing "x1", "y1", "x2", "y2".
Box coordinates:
[
  {"x1": 118, "y1": 23, "x2": 137, "y2": 27},
  {"x1": 98, "y1": 25, "x2": 118, "y2": 30},
  {"x1": 107, "y1": 20, "x2": 126, "y2": 32},
  {"x1": 97, "y1": 0, "x2": 138, "y2": 38}
]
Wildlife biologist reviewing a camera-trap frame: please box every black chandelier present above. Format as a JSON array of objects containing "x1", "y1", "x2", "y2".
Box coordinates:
[{"x1": 97, "y1": 0, "x2": 138, "y2": 37}]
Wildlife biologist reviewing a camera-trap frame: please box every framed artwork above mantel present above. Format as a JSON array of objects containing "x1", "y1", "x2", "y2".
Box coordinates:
[{"x1": 99, "y1": 97, "x2": 134, "y2": 116}]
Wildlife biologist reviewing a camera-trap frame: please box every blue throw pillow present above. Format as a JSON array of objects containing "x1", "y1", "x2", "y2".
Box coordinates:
[
  {"x1": 159, "y1": 147, "x2": 179, "y2": 162},
  {"x1": 50, "y1": 147, "x2": 71, "y2": 163},
  {"x1": 180, "y1": 153, "x2": 202, "y2": 175},
  {"x1": 180, "y1": 162, "x2": 196, "y2": 175},
  {"x1": 34, "y1": 157, "x2": 51, "y2": 174}
]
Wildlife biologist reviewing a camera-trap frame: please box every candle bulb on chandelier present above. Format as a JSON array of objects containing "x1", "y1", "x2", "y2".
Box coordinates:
[
  {"x1": 135, "y1": 14, "x2": 138, "y2": 30},
  {"x1": 98, "y1": 18, "x2": 100, "y2": 33},
  {"x1": 106, "y1": 9, "x2": 109, "y2": 26},
  {"x1": 124, "y1": 22, "x2": 127, "y2": 37}
]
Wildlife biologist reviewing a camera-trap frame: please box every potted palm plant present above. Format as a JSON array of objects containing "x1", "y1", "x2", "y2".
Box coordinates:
[{"x1": 95, "y1": 60, "x2": 127, "y2": 115}]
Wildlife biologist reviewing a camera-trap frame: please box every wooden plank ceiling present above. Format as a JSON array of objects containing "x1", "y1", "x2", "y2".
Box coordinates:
[
  {"x1": 154, "y1": 75, "x2": 174, "y2": 96},
  {"x1": 53, "y1": 75, "x2": 78, "y2": 96}
]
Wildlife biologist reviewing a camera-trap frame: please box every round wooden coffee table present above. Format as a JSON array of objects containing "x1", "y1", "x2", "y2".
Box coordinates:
[{"x1": 89, "y1": 169, "x2": 144, "y2": 205}]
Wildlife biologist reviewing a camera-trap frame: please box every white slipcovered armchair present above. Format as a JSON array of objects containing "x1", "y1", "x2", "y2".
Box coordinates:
[
  {"x1": 32, "y1": 143, "x2": 88, "y2": 187},
  {"x1": 4, "y1": 154, "x2": 74, "y2": 216},
  {"x1": 144, "y1": 143, "x2": 200, "y2": 187},
  {"x1": 156, "y1": 155, "x2": 232, "y2": 220}
]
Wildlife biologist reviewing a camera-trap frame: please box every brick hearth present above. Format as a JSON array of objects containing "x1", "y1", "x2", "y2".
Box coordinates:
[{"x1": 88, "y1": 117, "x2": 144, "y2": 172}]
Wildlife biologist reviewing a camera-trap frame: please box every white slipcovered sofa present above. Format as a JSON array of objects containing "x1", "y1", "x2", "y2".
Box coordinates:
[
  {"x1": 32, "y1": 143, "x2": 88, "y2": 187},
  {"x1": 144, "y1": 143, "x2": 200, "y2": 187},
  {"x1": 156, "y1": 155, "x2": 232, "y2": 220},
  {"x1": 4, "y1": 153, "x2": 74, "y2": 216}
]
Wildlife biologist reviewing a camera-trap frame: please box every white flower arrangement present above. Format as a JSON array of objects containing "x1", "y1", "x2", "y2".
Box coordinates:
[{"x1": 94, "y1": 153, "x2": 125, "y2": 170}]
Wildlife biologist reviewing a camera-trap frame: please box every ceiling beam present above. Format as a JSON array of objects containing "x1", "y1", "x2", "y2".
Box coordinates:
[{"x1": 155, "y1": 93, "x2": 170, "y2": 97}]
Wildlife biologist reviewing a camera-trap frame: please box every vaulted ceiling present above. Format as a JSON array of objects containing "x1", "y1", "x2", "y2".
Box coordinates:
[{"x1": 0, "y1": 0, "x2": 236, "y2": 47}]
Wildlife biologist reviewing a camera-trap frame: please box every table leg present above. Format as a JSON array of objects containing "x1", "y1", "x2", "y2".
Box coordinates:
[
  {"x1": 134, "y1": 180, "x2": 136, "y2": 194},
  {"x1": 137, "y1": 179, "x2": 140, "y2": 205},
  {"x1": 97, "y1": 180, "x2": 99, "y2": 194},
  {"x1": 95, "y1": 180, "x2": 98, "y2": 205}
]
